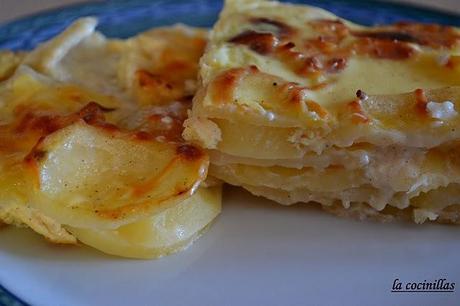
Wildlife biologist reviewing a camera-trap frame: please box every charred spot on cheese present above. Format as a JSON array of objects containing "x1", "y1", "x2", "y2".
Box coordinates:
[
  {"x1": 137, "y1": 69, "x2": 174, "y2": 89},
  {"x1": 350, "y1": 22, "x2": 459, "y2": 49},
  {"x1": 356, "y1": 89, "x2": 368, "y2": 101},
  {"x1": 210, "y1": 69, "x2": 242, "y2": 104},
  {"x1": 132, "y1": 131, "x2": 154, "y2": 141},
  {"x1": 176, "y1": 144, "x2": 204, "y2": 161},
  {"x1": 87, "y1": 102, "x2": 115, "y2": 113},
  {"x1": 279, "y1": 82, "x2": 308, "y2": 104},
  {"x1": 178, "y1": 95, "x2": 194, "y2": 104},
  {"x1": 134, "y1": 68, "x2": 196, "y2": 105},
  {"x1": 14, "y1": 102, "x2": 113, "y2": 137},
  {"x1": 306, "y1": 100, "x2": 328, "y2": 118},
  {"x1": 77, "y1": 102, "x2": 111, "y2": 125},
  {"x1": 446, "y1": 57, "x2": 457, "y2": 69},
  {"x1": 352, "y1": 31, "x2": 422, "y2": 44},
  {"x1": 306, "y1": 20, "x2": 422, "y2": 62},
  {"x1": 347, "y1": 100, "x2": 369, "y2": 124},
  {"x1": 72, "y1": 103, "x2": 119, "y2": 133},
  {"x1": 250, "y1": 17, "x2": 295, "y2": 39},
  {"x1": 230, "y1": 18, "x2": 295, "y2": 52},
  {"x1": 308, "y1": 82, "x2": 331, "y2": 91},
  {"x1": 351, "y1": 23, "x2": 460, "y2": 58},
  {"x1": 175, "y1": 189, "x2": 188, "y2": 196},
  {"x1": 276, "y1": 42, "x2": 304, "y2": 67},
  {"x1": 393, "y1": 22, "x2": 460, "y2": 48},
  {"x1": 24, "y1": 149, "x2": 47, "y2": 164},
  {"x1": 247, "y1": 65, "x2": 259, "y2": 73},
  {"x1": 210, "y1": 66, "x2": 259, "y2": 104},
  {"x1": 20, "y1": 103, "x2": 120, "y2": 163},
  {"x1": 15, "y1": 113, "x2": 62, "y2": 135},
  {"x1": 300, "y1": 57, "x2": 322, "y2": 73},
  {"x1": 326, "y1": 57, "x2": 347, "y2": 73},
  {"x1": 354, "y1": 38, "x2": 416, "y2": 60},
  {"x1": 279, "y1": 41, "x2": 296, "y2": 51},
  {"x1": 351, "y1": 29, "x2": 420, "y2": 60},
  {"x1": 229, "y1": 19, "x2": 351, "y2": 76},
  {"x1": 229, "y1": 17, "x2": 459, "y2": 84},
  {"x1": 229, "y1": 30, "x2": 279, "y2": 55}
]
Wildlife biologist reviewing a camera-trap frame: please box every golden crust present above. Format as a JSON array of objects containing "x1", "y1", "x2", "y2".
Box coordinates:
[
  {"x1": 183, "y1": 0, "x2": 460, "y2": 225},
  {"x1": 189, "y1": 0, "x2": 460, "y2": 152},
  {"x1": 0, "y1": 20, "x2": 221, "y2": 251}
]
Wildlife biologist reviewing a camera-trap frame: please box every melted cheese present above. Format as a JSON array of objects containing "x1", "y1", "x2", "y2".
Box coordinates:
[
  {"x1": 208, "y1": 45, "x2": 460, "y2": 108},
  {"x1": 0, "y1": 20, "x2": 220, "y2": 256},
  {"x1": 183, "y1": 0, "x2": 460, "y2": 223},
  {"x1": 191, "y1": 0, "x2": 460, "y2": 152}
]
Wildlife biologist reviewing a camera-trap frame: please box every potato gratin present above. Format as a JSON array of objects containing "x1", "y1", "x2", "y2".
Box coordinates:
[
  {"x1": 2, "y1": 0, "x2": 460, "y2": 260},
  {"x1": 0, "y1": 18, "x2": 221, "y2": 258},
  {"x1": 184, "y1": 0, "x2": 460, "y2": 224}
]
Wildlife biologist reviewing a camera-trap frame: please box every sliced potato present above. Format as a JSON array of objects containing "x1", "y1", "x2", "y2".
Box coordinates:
[
  {"x1": 0, "y1": 160, "x2": 77, "y2": 243},
  {"x1": 27, "y1": 121, "x2": 208, "y2": 229},
  {"x1": 68, "y1": 186, "x2": 221, "y2": 259},
  {"x1": 119, "y1": 25, "x2": 207, "y2": 106}
]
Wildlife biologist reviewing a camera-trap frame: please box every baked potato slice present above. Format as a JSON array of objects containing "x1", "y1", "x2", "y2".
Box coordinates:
[
  {"x1": 68, "y1": 186, "x2": 221, "y2": 259},
  {"x1": 26, "y1": 121, "x2": 208, "y2": 229}
]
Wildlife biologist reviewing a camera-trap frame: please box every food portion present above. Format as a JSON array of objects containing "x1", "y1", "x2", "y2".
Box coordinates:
[
  {"x1": 69, "y1": 186, "x2": 221, "y2": 259},
  {"x1": 2, "y1": 0, "x2": 459, "y2": 261},
  {"x1": 184, "y1": 0, "x2": 460, "y2": 223},
  {"x1": 0, "y1": 18, "x2": 222, "y2": 258}
]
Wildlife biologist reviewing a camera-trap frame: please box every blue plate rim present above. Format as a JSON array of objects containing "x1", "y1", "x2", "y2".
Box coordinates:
[
  {"x1": 0, "y1": 284, "x2": 28, "y2": 306},
  {"x1": 0, "y1": 0, "x2": 459, "y2": 305},
  {"x1": 1, "y1": 0, "x2": 460, "y2": 31}
]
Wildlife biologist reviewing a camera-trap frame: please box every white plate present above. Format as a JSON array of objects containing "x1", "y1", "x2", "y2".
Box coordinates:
[
  {"x1": 1, "y1": 188, "x2": 459, "y2": 305},
  {"x1": 1, "y1": 1, "x2": 460, "y2": 305}
]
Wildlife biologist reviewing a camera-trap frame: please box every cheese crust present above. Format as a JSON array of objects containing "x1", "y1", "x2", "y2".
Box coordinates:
[
  {"x1": 185, "y1": 0, "x2": 460, "y2": 223},
  {"x1": 0, "y1": 19, "x2": 222, "y2": 257}
]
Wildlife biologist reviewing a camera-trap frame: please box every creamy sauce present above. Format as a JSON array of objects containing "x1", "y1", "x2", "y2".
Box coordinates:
[{"x1": 216, "y1": 15, "x2": 460, "y2": 109}]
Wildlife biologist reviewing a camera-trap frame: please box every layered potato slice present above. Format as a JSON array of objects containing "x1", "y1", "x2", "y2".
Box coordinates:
[
  {"x1": 68, "y1": 186, "x2": 221, "y2": 259},
  {"x1": 184, "y1": 0, "x2": 460, "y2": 223},
  {"x1": 28, "y1": 121, "x2": 207, "y2": 230},
  {"x1": 0, "y1": 19, "x2": 222, "y2": 258}
]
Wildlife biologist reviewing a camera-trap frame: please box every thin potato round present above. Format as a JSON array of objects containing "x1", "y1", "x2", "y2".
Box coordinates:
[
  {"x1": 26, "y1": 121, "x2": 208, "y2": 229},
  {"x1": 68, "y1": 186, "x2": 221, "y2": 259}
]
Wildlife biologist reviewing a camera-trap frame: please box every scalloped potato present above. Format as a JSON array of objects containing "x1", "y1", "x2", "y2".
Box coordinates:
[
  {"x1": 184, "y1": 0, "x2": 460, "y2": 223},
  {"x1": 0, "y1": 19, "x2": 221, "y2": 258},
  {"x1": 68, "y1": 186, "x2": 221, "y2": 259},
  {"x1": 29, "y1": 121, "x2": 208, "y2": 230}
]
